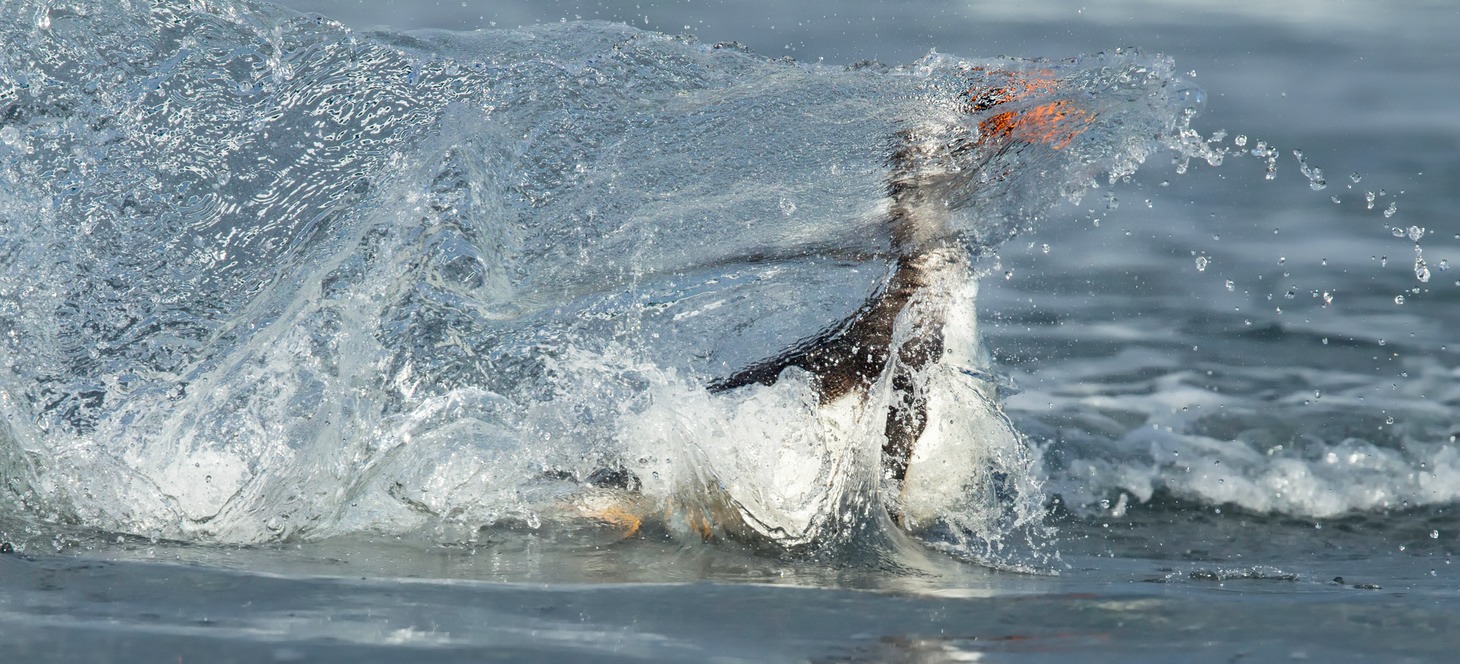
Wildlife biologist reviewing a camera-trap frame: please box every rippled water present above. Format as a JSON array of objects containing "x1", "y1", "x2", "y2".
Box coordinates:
[{"x1": 2, "y1": 0, "x2": 1458, "y2": 661}]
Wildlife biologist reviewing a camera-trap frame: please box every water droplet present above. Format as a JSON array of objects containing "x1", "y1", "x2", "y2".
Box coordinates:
[
  {"x1": 1380, "y1": 256, "x2": 1388, "y2": 267},
  {"x1": 1391, "y1": 227, "x2": 1407, "y2": 238},
  {"x1": 1415, "y1": 258, "x2": 1431, "y2": 283},
  {"x1": 1349, "y1": 172, "x2": 1362, "y2": 183},
  {"x1": 1321, "y1": 337, "x2": 1330, "y2": 345},
  {"x1": 1004, "y1": 270, "x2": 1013, "y2": 280},
  {"x1": 1385, "y1": 202, "x2": 1399, "y2": 218},
  {"x1": 1234, "y1": 134, "x2": 1248, "y2": 147},
  {"x1": 1292, "y1": 149, "x2": 1326, "y2": 190},
  {"x1": 1322, "y1": 291, "x2": 1333, "y2": 306},
  {"x1": 1225, "y1": 279, "x2": 1235, "y2": 291},
  {"x1": 1041, "y1": 243, "x2": 1050, "y2": 254},
  {"x1": 1278, "y1": 256, "x2": 1286, "y2": 265},
  {"x1": 1439, "y1": 259, "x2": 1449, "y2": 272},
  {"x1": 1365, "y1": 191, "x2": 1376, "y2": 209},
  {"x1": 1284, "y1": 289, "x2": 1295, "y2": 299},
  {"x1": 1330, "y1": 195, "x2": 1341, "y2": 204},
  {"x1": 1195, "y1": 256, "x2": 1208, "y2": 271},
  {"x1": 1407, "y1": 225, "x2": 1424, "y2": 241},
  {"x1": 0, "y1": 126, "x2": 18, "y2": 147},
  {"x1": 1395, "y1": 295, "x2": 1405, "y2": 305},
  {"x1": 1251, "y1": 141, "x2": 1279, "y2": 179},
  {"x1": 1432, "y1": 530, "x2": 1441, "y2": 539}
]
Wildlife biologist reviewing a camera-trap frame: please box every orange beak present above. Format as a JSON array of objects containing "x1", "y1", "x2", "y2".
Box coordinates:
[{"x1": 963, "y1": 68, "x2": 1094, "y2": 150}]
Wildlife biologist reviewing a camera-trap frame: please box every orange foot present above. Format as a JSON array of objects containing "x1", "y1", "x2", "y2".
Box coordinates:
[{"x1": 566, "y1": 490, "x2": 650, "y2": 540}]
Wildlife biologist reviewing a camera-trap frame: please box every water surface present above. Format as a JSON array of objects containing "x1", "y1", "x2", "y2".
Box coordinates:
[{"x1": 2, "y1": 0, "x2": 1457, "y2": 661}]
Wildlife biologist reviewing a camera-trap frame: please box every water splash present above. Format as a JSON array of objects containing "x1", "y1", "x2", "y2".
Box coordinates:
[{"x1": 0, "y1": 0, "x2": 1212, "y2": 566}]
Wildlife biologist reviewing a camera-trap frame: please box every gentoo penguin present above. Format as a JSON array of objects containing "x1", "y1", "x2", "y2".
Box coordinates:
[
  {"x1": 709, "y1": 67, "x2": 1090, "y2": 495},
  {"x1": 560, "y1": 67, "x2": 1093, "y2": 543}
]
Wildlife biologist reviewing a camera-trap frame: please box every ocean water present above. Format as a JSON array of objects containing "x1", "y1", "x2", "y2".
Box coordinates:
[{"x1": 1, "y1": 0, "x2": 1457, "y2": 661}]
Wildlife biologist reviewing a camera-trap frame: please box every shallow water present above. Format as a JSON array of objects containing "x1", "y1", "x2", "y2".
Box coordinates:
[{"x1": 2, "y1": 0, "x2": 1458, "y2": 661}]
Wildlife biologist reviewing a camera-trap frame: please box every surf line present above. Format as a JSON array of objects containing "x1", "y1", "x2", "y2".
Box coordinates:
[{"x1": 708, "y1": 67, "x2": 1091, "y2": 512}]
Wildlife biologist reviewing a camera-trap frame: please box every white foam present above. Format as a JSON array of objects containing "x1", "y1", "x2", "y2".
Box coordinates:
[{"x1": 1012, "y1": 349, "x2": 1460, "y2": 519}]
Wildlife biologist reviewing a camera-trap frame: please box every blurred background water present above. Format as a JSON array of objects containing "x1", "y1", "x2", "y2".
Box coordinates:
[{"x1": 2, "y1": 0, "x2": 1458, "y2": 661}]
